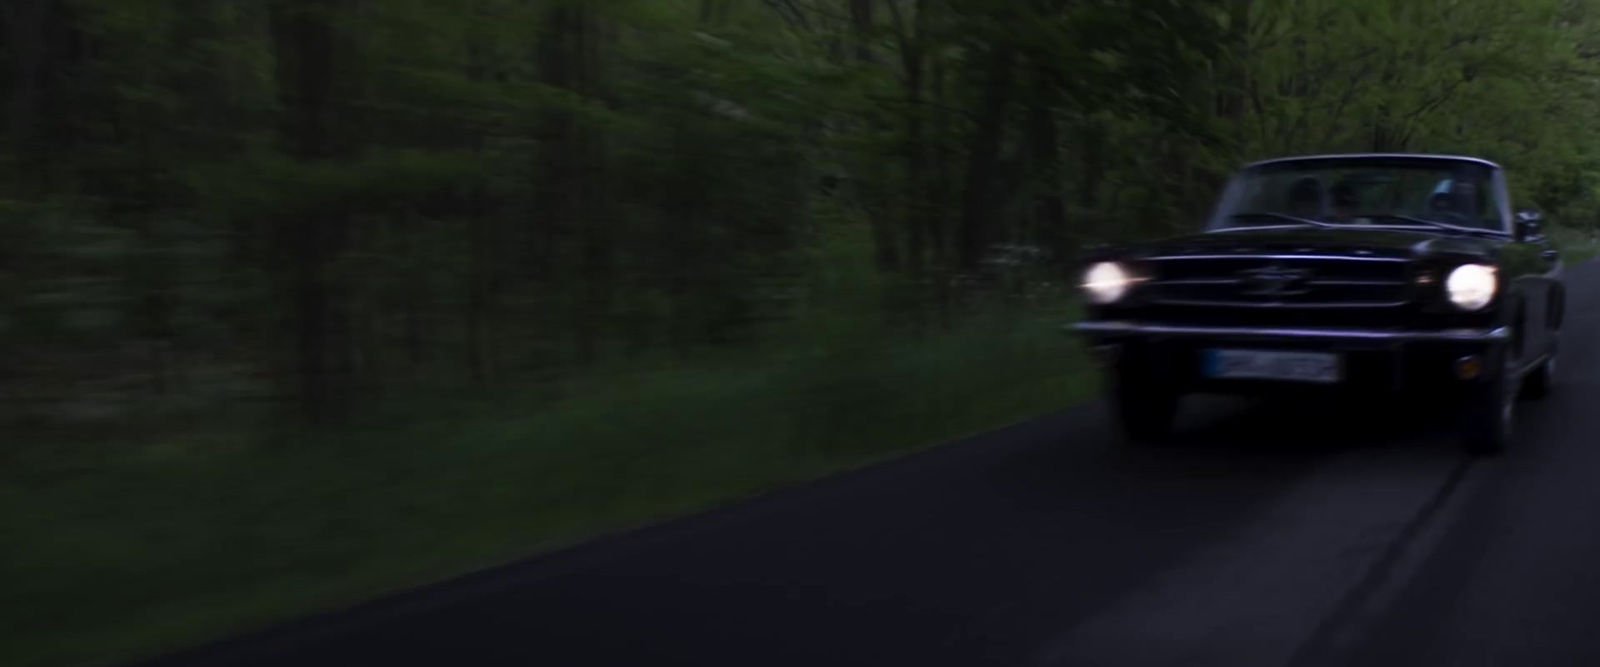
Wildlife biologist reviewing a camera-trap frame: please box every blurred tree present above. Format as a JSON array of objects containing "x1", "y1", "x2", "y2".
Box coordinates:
[{"x1": 5, "y1": 0, "x2": 1600, "y2": 430}]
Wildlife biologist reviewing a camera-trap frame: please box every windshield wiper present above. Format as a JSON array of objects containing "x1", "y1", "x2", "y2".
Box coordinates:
[
  {"x1": 1360, "y1": 214, "x2": 1501, "y2": 236},
  {"x1": 1224, "y1": 212, "x2": 1340, "y2": 229}
]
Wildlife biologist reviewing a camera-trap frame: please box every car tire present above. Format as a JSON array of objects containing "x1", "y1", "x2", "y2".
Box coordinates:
[
  {"x1": 1461, "y1": 365, "x2": 1515, "y2": 456},
  {"x1": 1109, "y1": 368, "x2": 1179, "y2": 444}
]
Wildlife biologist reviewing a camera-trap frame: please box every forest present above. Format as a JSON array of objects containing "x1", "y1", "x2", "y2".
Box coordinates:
[{"x1": 7, "y1": 1, "x2": 1600, "y2": 666}]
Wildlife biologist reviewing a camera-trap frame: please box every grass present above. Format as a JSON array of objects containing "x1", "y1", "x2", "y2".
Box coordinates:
[
  {"x1": 1553, "y1": 224, "x2": 1600, "y2": 264},
  {"x1": 2, "y1": 300, "x2": 1095, "y2": 667}
]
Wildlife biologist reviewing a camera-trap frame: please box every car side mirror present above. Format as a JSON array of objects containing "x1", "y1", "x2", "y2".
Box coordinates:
[{"x1": 1515, "y1": 209, "x2": 1544, "y2": 242}]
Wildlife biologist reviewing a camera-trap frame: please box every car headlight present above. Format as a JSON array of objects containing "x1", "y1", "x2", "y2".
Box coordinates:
[
  {"x1": 1082, "y1": 261, "x2": 1132, "y2": 304},
  {"x1": 1446, "y1": 264, "x2": 1497, "y2": 311}
]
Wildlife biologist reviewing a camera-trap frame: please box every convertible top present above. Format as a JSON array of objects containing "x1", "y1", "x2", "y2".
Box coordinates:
[{"x1": 1243, "y1": 153, "x2": 1502, "y2": 170}]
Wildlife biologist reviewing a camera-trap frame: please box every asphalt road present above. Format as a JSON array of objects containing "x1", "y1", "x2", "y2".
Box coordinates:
[{"x1": 138, "y1": 260, "x2": 1600, "y2": 667}]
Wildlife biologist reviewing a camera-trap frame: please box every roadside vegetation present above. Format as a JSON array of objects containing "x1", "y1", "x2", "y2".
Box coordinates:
[
  {"x1": 6, "y1": 220, "x2": 1094, "y2": 667},
  {"x1": 1553, "y1": 225, "x2": 1600, "y2": 264},
  {"x1": 7, "y1": 1, "x2": 1600, "y2": 666}
]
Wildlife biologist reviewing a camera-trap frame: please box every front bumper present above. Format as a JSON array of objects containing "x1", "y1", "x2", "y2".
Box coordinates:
[
  {"x1": 1069, "y1": 320, "x2": 1508, "y2": 395},
  {"x1": 1070, "y1": 321, "x2": 1509, "y2": 343}
]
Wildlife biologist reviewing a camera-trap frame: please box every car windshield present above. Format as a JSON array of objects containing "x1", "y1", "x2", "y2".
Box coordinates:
[{"x1": 1208, "y1": 159, "x2": 1505, "y2": 231}]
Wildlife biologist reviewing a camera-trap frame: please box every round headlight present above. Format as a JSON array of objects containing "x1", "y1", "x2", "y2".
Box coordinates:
[
  {"x1": 1082, "y1": 261, "x2": 1132, "y2": 304},
  {"x1": 1446, "y1": 264, "x2": 1497, "y2": 311}
]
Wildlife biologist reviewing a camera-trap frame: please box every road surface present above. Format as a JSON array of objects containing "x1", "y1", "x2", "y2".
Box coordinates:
[{"x1": 136, "y1": 261, "x2": 1600, "y2": 667}]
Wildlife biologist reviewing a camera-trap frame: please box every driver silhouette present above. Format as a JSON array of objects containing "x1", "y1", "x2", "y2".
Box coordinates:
[{"x1": 1286, "y1": 176, "x2": 1323, "y2": 219}]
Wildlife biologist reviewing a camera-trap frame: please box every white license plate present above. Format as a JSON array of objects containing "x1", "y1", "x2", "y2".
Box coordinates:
[{"x1": 1202, "y1": 349, "x2": 1342, "y2": 384}]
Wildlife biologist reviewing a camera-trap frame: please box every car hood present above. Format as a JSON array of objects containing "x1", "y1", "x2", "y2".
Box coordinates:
[{"x1": 1124, "y1": 226, "x2": 1505, "y2": 262}]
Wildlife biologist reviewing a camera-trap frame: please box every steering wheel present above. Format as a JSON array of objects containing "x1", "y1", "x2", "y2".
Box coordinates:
[{"x1": 1425, "y1": 192, "x2": 1472, "y2": 226}]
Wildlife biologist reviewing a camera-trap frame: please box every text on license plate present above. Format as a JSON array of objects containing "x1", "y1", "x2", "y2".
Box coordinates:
[{"x1": 1202, "y1": 349, "x2": 1342, "y2": 384}]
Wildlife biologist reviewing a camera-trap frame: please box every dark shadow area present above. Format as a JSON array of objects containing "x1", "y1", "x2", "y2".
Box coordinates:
[{"x1": 1165, "y1": 393, "x2": 1459, "y2": 454}]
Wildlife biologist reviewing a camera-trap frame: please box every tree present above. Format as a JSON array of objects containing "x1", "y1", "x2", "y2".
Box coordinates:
[{"x1": 8, "y1": 0, "x2": 1600, "y2": 430}]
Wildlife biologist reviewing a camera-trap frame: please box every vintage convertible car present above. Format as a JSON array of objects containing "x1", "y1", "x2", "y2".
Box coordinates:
[{"x1": 1072, "y1": 153, "x2": 1564, "y2": 454}]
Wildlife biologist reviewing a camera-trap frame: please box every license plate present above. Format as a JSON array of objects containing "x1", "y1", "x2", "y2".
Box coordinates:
[{"x1": 1202, "y1": 349, "x2": 1342, "y2": 384}]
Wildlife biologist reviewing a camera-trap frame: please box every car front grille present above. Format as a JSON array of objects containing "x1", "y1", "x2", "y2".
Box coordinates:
[{"x1": 1145, "y1": 254, "x2": 1414, "y2": 308}]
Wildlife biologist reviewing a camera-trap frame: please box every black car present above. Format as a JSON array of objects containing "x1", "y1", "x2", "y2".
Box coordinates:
[{"x1": 1071, "y1": 153, "x2": 1564, "y2": 454}]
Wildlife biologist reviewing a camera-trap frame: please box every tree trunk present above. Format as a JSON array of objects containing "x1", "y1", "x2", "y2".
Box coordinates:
[
  {"x1": 1215, "y1": 0, "x2": 1251, "y2": 150},
  {"x1": 1026, "y1": 61, "x2": 1067, "y2": 262},
  {"x1": 536, "y1": 4, "x2": 611, "y2": 365},
  {"x1": 929, "y1": 55, "x2": 950, "y2": 268},
  {"x1": 463, "y1": 19, "x2": 504, "y2": 388},
  {"x1": 851, "y1": 0, "x2": 898, "y2": 272},
  {"x1": 406, "y1": 294, "x2": 424, "y2": 367},
  {"x1": 4, "y1": 0, "x2": 49, "y2": 152},
  {"x1": 929, "y1": 53, "x2": 954, "y2": 329},
  {"x1": 1371, "y1": 104, "x2": 1395, "y2": 151},
  {"x1": 1079, "y1": 115, "x2": 1105, "y2": 211},
  {"x1": 467, "y1": 202, "x2": 494, "y2": 388},
  {"x1": 866, "y1": 168, "x2": 900, "y2": 271},
  {"x1": 850, "y1": 0, "x2": 873, "y2": 62},
  {"x1": 271, "y1": 0, "x2": 357, "y2": 426},
  {"x1": 533, "y1": 5, "x2": 577, "y2": 287},
  {"x1": 959, "y1": 44, "x2": 1017, "y2": 272},
  {"x1": 576, "y1": 11, "x2": 611, "y2": 364},
  {"x1": 903, "y1": 43, "x2": 925, "y2": 277},
  {"x1": 700, "y1": 0, "x2": 731, "y2": 24},
  {"x1": 4, "y1": 0, "x2": 79, "y2": 194}
]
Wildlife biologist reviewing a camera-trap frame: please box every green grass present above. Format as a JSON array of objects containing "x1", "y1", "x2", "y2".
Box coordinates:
[
  {"x1": 1553, "y1": 225, "x2": 1600, "y2": 264},
  {"x1": 2, "y1": 303, "x2": 1094, "y2": 667}
]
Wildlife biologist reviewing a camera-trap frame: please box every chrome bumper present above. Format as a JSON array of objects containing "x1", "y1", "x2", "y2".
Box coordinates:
[{"x1": 1069, "y1": 321, "x2": 1509, "y2": 343}]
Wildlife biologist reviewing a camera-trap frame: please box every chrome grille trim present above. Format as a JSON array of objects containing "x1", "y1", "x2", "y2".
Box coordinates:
[
  {"x1": 1146, "y1": 254, "x2": 1409, "y2": 263},
  {"x1": 1147, "y1": 299, "x2": 1410, "y2": 309},
  {"x1": 1149, "y1": 279, "x2": 1408, "y2": 287},
  {"x1": 1142, "y1": 254, "x2": 1414, "y2": 308},
  {"x1": 1305, "y1": 279, "x2": 1409, "y2": 286}
]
